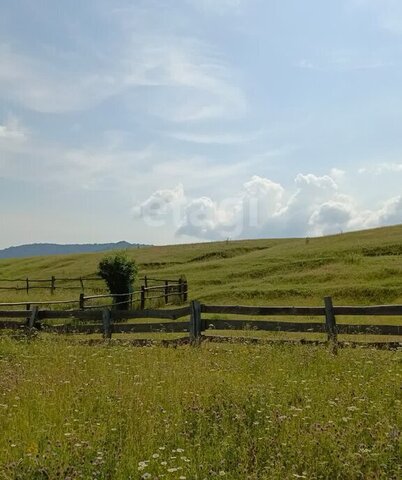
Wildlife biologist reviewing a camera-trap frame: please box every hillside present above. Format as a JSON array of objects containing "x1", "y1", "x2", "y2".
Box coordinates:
[
  {"x1": 1, "y1": 226, "x2": 401, "y2": 479},
  {"x1": 0, "y1": 241, "x2": 149, "y2": 259},
  {"x1": 0, "y1": 224, "x2": 402, "y2": 306}
]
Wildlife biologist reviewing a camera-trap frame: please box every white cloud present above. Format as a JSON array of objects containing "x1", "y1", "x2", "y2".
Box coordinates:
[
  {"x1": 330, "y1": 168, "x2": 346, "y2": 180},
  {"x1": 177, "y1": 197, "x2": 237, "y2": 239},
  {"x1": 133, "y1": 184, "x2": 185, "y2": 227},
  {"x1": 0, "y1": 16, "x2": 247, "y2": 121},
  {"x1": 271, "y1": 174, "x2": 341, "y2": 237},
  {"x1": 308, "y1": 201, "x2": 354, "y2": 235},
  {"x1": 0, "y1": 44, "x2": 123, "y2": 113},
  {"x1": 0, "y1": 123, "x2": 254, "y2": 198},
  {"x1": 294, "y1": 173, "x2": 337, "y2": 192},
  {"x1": 166, "y1": 129, "x2": 261, "y2": 144},
  {"x1": 135, "y1": 38, "x2": 247, "y2": 122},
  {"x1": 0, "y1": 116, "x2": 27, "y2": 143},
  {"x1": 134, "y1": 172, "x2": 402, "y2": 240},
  {"x1": 373, "y1": 195, "x2": 402, "y2": 224},
  {"x1": 359, "y1": 162, "x2": 402, "y2": 174},
  {"x1": 243, "y1": 175, "x2": 284, "y2": 221},
  {"x1": 296, "y1": 49, "x2": 393, "y2": 72},
  {"x1": 0, "y1": 117, "x2": 28, "y2": 172},
  {"x1": 0, "y1": 126, "x2": 159, "y2": 192},
  {"x1": 352, "y1": 0, "x2": 402, "y2": 35}
]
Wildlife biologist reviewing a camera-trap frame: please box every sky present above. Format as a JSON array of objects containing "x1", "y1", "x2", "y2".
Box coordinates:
[{"x1": 1, "y1": 0, "x2": 402, "y2": 248}]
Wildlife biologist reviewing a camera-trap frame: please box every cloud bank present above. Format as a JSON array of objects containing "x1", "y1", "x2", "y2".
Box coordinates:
[{"x1": 134, "y1": 172, "x2": 402, "y2": 240}]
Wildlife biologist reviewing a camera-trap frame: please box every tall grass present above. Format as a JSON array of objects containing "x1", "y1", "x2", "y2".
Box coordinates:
[
  {"x1": 1, "y1": 224, "x2": 402, "y2": 307},
  {"x1": 0, "y1": 337, "x2": 400, "y2": 479},
  {"x1": 1, "y1": 226, "x2": 401, "y2": 478}
]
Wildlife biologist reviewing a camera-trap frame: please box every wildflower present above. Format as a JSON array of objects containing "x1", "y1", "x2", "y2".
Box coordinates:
[{"x1": 138, "y1": 461, "x2": 149, "y2": 471}]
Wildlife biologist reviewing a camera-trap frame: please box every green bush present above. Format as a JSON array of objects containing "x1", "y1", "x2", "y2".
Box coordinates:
[{"x1": 98, "y1": 253, "x2": 138, "y2": 310}]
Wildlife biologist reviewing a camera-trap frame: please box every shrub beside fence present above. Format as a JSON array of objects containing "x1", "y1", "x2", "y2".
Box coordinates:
[
  {"x1": 81, "y1": 278, "x2": 188, "y2": 309},
  {"x1": 0, "y1": 297, "x2": 401, "y2": 347}
]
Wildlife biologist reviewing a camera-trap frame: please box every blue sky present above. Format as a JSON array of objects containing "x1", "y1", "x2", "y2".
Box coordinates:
[{"x1": 1, "y1": 0, "x2": 402, "y2": 248}]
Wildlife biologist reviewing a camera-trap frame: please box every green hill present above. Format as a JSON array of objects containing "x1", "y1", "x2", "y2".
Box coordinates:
[
  {"x1": 1, "y1": 224, "x2": 402, "y2": 306},
  {"x1": 1, "y1": 227, "x2": 401, "y2": 479}
]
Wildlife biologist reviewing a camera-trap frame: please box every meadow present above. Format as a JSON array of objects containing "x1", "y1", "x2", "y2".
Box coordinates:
[
  {"x1": 0, "y1": 225, "x2": 401, "y2": 478},
  {"x1": 1, "y1": 224, "x2": 402, "y2": 307},
  {"x1": 0, "y1": 338, "x2": 400, "y2": 479}
]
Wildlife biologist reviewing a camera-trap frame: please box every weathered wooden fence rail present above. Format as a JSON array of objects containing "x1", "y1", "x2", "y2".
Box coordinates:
[
  {"x1": 0, "y1": 277, "x2": 188, "y2": 311},
  {"x1": 0, "y1": 275, "x2": 187, "y2": 299},
  {"x1": 81, "y1": 278, "x2": 188, "y2": 310},
  {"x1": 199, "y1": 298, "x2": 402, "y2": 338},
  {"x1": 0, "y1": 276, "x2": 103, "y2": 293},
  {"x1": 0, "y1": 297, "x2": 401, "y2": 345},
  {"x1": 0, "y1": 305, "x2": 191, "y2": 338}
]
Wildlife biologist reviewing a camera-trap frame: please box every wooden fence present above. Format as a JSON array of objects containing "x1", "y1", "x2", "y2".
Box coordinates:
[
  {"x1": 0, "y1": 275, "x2": 183, "y2": 295},
  {"x1": 0, "y1": 277, "x2": 188, "y2": 311},
  {"x1": 80, "y1": 277, "x2": 188, "y2": 310},
  {"x1": 0, "y1": 297, "x2": 401, "y2": 345},
  {"x1": 0, "y1": 276, "x2": 103, "y2": 293}
]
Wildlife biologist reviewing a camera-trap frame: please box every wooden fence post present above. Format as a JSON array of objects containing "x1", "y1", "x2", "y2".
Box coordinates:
[
  {"x1": 27, "y1": 306, "x2": 39, "y2": 335},
  {"x1": 183, "y1": 280, "x2": 188, "y2": 302},
  {"x1": 79, "y1": 293, "x2": 85, "y2": 310},
  {"x1": 79, "y1": 277, "x2": 84, "y2": 292},
  {"x1": 26, "y1": 303, "x2": 31, "y2": 323},
  {"x1": 165, "y1": 280, "x2": 169, "y2": 304},
  {"x1": 190, "y1": 300, "x2": 202, "y2": 345},
  {"x1": 324, "y1": 296, "x2": 338, "y2": 346},
  {"x1": 51, "y1": 276, "x2": 56, "y2": 295},
  {"x1": 26, "y1": 278, "x2": 29, "y2": 294},
  {"x1": 140, "y1": 286, "x2": 146, "y2": 310},
  {"x1": 102, "y1": 309, "x2": 112, "y2": 340},
  {"x1": 178, "y1": 278, "x2": 183, "y2": 303},
  {"x1": 144, "y1": 276, "x2": 148, "y2": 289}
]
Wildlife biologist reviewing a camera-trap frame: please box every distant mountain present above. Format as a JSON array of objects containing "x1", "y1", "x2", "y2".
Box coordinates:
[{"x1": 0, "y1": 241, "x2": 149, "y2": 259}]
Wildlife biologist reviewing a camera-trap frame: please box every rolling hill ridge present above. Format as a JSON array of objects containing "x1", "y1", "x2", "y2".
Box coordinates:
[
  {"x1": 0, "y1": 224, "x2": 401, "y2": 306},
  {"x1": 0, "y1": 241, "x2": 149, "y2": 259}
]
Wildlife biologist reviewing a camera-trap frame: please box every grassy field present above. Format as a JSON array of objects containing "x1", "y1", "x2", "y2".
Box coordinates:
[
  {"x1": 0, "y1": 338, "x2": 400, "y2": 480},
  {"x1": 1, "y1": 224, "x2": 402, "y2": 307},
  {"x1": 0, "y1": 226, "x2": 401, "y2": 478}
]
